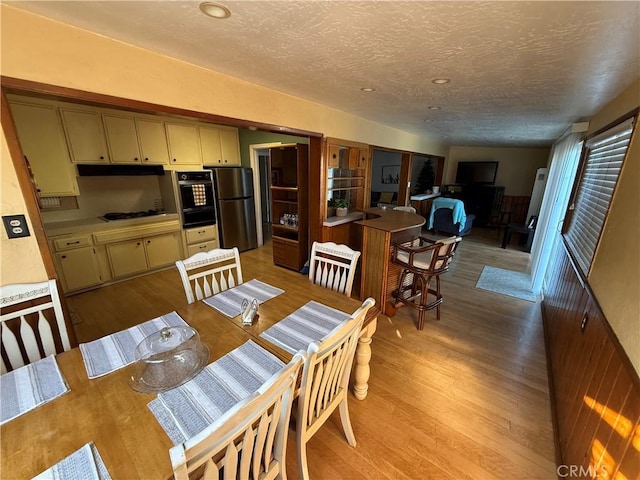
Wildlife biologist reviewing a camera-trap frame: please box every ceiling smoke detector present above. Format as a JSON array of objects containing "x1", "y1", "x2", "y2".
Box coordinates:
[{"x1": 199, "y1": 2, "x2": 231, "y2": 19}]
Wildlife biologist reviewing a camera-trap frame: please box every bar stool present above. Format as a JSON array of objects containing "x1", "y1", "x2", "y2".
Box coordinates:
[{"x1": 390, "y1": 236, "x2": 462, "y2": 330}]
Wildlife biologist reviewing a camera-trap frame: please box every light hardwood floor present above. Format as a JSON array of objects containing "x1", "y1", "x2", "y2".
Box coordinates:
[{"x1": 67, "y1": 229, "x2": 556, "y2": 479}]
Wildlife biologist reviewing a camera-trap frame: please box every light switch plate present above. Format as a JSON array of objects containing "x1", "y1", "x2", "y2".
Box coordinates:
[{"x1": 2, "y1": 214, "x2": 31, "y2": 239}]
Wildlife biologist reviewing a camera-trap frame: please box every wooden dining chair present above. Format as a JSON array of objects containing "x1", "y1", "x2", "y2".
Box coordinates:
[
  {"x1": 0, "y1": 279, "x2": 73, "y2": 373},
  {"x1": 308, "y1": 241, "x2": 361, "y2": 297},
  {"x1": 295, "y1": 297, "x2": 375, "y2": 480},
  {"x1": 170, "y1": 353, "x2": 304, "y2": 480},
  {"x1": 176, "y1": 247, "x2": 243, "y2": 304}
]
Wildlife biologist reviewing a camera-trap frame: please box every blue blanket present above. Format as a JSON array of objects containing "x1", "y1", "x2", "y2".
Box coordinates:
[{"x1": 428, "y1": 197, "x2": 467, "y2": 229}]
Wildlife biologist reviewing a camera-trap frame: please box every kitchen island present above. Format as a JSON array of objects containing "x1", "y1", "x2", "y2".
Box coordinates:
[{"x1": 356, "y1": 207, "x2": 425, "y2": 314}]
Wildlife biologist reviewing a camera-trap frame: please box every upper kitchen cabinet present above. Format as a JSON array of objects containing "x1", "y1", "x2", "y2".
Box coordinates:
[
  {"x1": 8, "y1": 100, "x2": 79, "y2": 197},
  {"x1": 198, "y1": 125, "x2": 240, "y2": 166},
  {"x1": 136, "y1": 118, "x2": 170, "y2": 165},
  {"x1": 103, "y1": 113, "x2": 169, "y2": 165},
  {"x1": 165, "y1": 122, "x2": 202, "y2": 166},
  {"x1": 60, "y1": 108, "x2": 110, "y2": 163}
]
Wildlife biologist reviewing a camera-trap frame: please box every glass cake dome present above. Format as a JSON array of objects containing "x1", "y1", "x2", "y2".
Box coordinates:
[{"x1": 129, "y1": 326, "x2": 209, "y2": 393}]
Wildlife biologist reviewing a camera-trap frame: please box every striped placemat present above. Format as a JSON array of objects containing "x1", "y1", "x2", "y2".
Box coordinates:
[
  {"x1": 1, "y1": 355, "x2": 69, "y2": 426},
  {"x1": 202, "y1": 279, "x2": 284, "y2": 318},
  {"x1": 260, "y1": 301, "x2": 351, "y2": 354},
  {"x1": 32, "y1": 442, "x2": 111, "y2": 480},
  {"x1": 148, "y1": 340, "x2": 284, "y2": 444},
  {"x1": 79, "y1": 312, "x2": 189, "y2": 379}
]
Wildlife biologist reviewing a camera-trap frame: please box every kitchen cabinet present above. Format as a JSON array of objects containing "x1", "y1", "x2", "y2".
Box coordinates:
[
  {"x1": 56, "y1": 247, "x2": 103, "y2": 292},
  {"x1": 145, "y1": 233, "x2": 181, "y2": 269},
  {"x1": 199, "y1": 125, "x2": 240, "y2": 166},
  {"x1": 8, "y1": 101, "x2": 79, "y2": 197},
  {"x1": 136, "y1": 119, "x2": 170, "y2": 165},
  {"x1": 183, "y1": 224, "x2": 219, "y2": 256},
  {"x1": 98, "y1": 224, "x2": 183, "y2": 278},
  {"x1": 60, "y1": 108, "x2": 110, "y2": 163},
  {"x1": 166, "y1": 122, "x2": 202, "y2": 165},
  {"x1": 103, "y1": 114, "x2": 169, "y2": 164},
  {"x1": 218, "y1": 127, "x2": 241, "y2": 165},
  {"x1": 107, "y1": 233, "x2": 181, "y2": 278},
  {"x1": 107, "y1": 240, "x2": 148, "y2": 278},
  {"x1": 50, "y1": 233, "x2": 102, "y2": 292},
  {"x1": 103, "y1": 114, "x2": 140, "y2": 163}
]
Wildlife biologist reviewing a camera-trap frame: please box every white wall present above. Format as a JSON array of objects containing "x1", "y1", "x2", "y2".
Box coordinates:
[{"x1": 371, "y1": 150, "x2": 402, "y2": 193}]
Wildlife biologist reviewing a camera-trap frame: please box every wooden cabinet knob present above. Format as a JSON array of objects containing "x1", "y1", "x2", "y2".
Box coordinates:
[{"x1": 134, "y1": 157, "x2": 139, "y2": 161}]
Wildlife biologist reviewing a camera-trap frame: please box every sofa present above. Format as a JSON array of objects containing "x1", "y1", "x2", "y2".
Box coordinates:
[{"x1": 370, "y1": 191, "x2": 398, "y2": 206}]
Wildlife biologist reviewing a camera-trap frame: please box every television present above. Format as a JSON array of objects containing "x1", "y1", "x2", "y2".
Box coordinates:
[{"x1": 455, "y1": 161, "x2": 498, "y2": 185}]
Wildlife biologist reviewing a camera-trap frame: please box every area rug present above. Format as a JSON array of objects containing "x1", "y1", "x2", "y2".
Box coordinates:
[{"x1": 475, "y1": 266, "x2": 538, "y2": 302}]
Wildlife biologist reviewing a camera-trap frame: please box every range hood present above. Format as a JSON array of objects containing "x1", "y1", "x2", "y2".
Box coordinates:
[{"x1": 77, "y1": 164, "x2": 165, "y2": 176}]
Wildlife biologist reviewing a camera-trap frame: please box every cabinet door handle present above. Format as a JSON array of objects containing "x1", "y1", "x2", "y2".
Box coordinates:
[
  {"x1": 66, "y1": 241, "x2": 80, "y2": 245},
  {"x1": 147, "y1": 240, "x2": 151, "y2": 244},
  {"x1": 134, "y1": 157, "x2": 139, "y2": 161},
  {"x1": 137, "y1": 242, "x2": 141, "y2": 246},
  {"x1": 144, "y1": 157, "x2": 149, "y2": 162},
  {"x1": 61, "y1": 255, "x2": 67, "y2": 259},
  {"x1": 100, "y1": 156, "x2": 105, "y2": 160},
  {"x1": 173, "y1": 158, "x2": 177, "y2": 162},
  {"x1": 198, "y1": 230, "x2": 205, "y2": 234}
]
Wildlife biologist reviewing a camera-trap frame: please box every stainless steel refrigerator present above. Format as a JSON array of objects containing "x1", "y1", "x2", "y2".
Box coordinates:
[{"x1": 206, "y1": 167, "x2": 258, "y2": 252}]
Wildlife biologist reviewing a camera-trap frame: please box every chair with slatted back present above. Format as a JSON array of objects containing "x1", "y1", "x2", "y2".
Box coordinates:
[
  {"x1": 176, "y1": 247, "x2": 243, "y2": 304},
  {"x1": 170, "y1": 353, "x2": 304, "y2": 480},
  {"x1": 295, "y1": 297, "x2": 375, "y2": 480},
  {"x1": 308, "y1": 241, "x2": 361, "y2": 297},
  {"x1": 0, "y1": 279, "x2": 73, "y2": 373}
]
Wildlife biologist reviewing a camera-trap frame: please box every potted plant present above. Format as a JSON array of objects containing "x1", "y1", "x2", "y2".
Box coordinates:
[
  {"x1": 335, "y1": 198, "x2": 350, "y2": 217},
  {"x1": 327, "y1": 198, "x2": 337, "y2": 218}
]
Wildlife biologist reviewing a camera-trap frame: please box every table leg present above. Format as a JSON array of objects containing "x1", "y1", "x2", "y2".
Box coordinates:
[{"x1": 353, "y1": 318, "x2": 377, "y2": 400}]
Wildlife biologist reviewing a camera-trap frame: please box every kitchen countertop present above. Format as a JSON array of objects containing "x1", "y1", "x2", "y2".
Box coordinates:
[
  {"x1": 323, "y1": 211, "x2": 364, "y2": 227},
  {"x1": 44, "y1": 213, "x2": 181, "y2": 237},
  {"x1": 410, "y1": 193, "x2": 441, "y2": 201},
  {"x1": 356, "y1": 207, "x2": 425, "y2": 233}
]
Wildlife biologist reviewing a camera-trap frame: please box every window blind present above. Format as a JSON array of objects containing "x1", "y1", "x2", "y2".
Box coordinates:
[{"x1": 563, "y1": 117, "x2": 634, "y2": 277}]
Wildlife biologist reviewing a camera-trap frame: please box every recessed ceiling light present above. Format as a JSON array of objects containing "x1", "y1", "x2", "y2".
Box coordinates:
[
  {"x1": 432, "y1": 78, "x2": 450, "y2": 84},
  {"x1": 199, "y1": 2, "x2": 231, "y2": 19},
  {"x1": 428, "y1": 106, "x2": 441, "y2": 110},
  {"x1": 360, "y1": 87, "x2": 376, "y2": 92}
]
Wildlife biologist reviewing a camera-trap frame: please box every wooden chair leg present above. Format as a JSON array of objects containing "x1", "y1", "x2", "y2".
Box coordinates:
[
  {"x1": 435, "y1": 276, "x2": 441, "y2": 321},
  {"x1": 338, "y1": 397, "x2": 357, "y2": 447},
  {"x1": 297, "y1": 434, "x2": 310, "y2": 480}
]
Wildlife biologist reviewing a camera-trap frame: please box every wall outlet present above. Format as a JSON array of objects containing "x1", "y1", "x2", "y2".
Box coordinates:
[{"x1": 2, "y1": 214, "x2": 31, "y2": 239}]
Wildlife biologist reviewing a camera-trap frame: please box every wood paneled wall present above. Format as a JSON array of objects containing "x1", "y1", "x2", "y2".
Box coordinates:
[
  {"x1": 542, "y1": 239, "x2": 640, "y2": 479},
  {"x1": 499, "y1": 195, "x2": 531, "y2": 225}
]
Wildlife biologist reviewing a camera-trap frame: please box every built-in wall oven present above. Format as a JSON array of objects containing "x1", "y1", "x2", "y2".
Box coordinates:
[{"x1": 176, "y1": 171, "x2": 216, "y2": 228}]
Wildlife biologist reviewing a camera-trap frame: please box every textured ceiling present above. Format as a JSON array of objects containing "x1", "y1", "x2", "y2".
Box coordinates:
[{"x1": 7, "y1": 1, "x2": 640, "y2": 147}]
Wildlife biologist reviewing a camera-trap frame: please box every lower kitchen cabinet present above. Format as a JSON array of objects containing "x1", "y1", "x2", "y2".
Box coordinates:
[
  {"x1": 146, "y1": 233, "x2": 181, "y2": 268},
  {"x1": 107, "y1": 232, "x2": 182, "y2": 278},
  {"x1": 183, "y1": 224, "x2": 218, "y2": 256},
  {"x1": 107, "y1": 240, "x2": 148, "y2": 278},
  {"x1": 56, "y1": 247, "x2": 102, "y2": 292}
]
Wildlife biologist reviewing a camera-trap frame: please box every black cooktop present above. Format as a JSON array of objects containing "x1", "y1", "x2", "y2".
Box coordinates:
[{"x1": 102, "y1": 210, "x2": 161, "y2": 221}]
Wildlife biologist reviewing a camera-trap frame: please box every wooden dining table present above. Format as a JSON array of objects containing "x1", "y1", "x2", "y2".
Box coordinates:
[{"x1": 0, "y1": 266, "x2": 379, "y2": 479}]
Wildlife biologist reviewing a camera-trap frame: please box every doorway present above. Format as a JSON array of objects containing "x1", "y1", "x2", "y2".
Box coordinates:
[{"x1": 249, "y1": 142, "x2": 286, "y2": 246}]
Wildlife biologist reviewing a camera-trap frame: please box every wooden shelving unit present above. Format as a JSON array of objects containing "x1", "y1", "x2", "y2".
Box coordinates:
[{"x1": 269, "y1": 144, "x2": 309, "y2": 271}]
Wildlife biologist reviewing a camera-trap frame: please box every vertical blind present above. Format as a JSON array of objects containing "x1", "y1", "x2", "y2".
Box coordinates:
[{"x1": 563, "y1": 117, "x2": 635, "y2": 276}]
